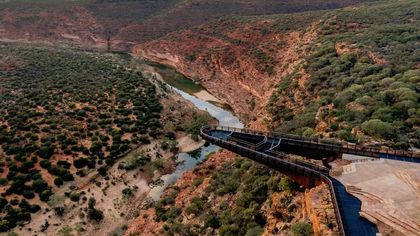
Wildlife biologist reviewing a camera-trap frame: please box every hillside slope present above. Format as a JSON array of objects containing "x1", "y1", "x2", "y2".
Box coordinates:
[
  {"x1": 0, "y1": 0, "x2": 372, "y2": 51},
  {"x1": 124, "y1": 150, "x2": 338, "y2": 236},
  {"x1": 134, "y1": 0, "x2": 419, "y2": 149},
  {"x1": 133, "y1": 12, "x2": 322, "y2": 129}
]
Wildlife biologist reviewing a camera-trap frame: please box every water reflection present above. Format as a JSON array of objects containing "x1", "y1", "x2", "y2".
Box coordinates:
[
  {"x1": 146, "y1": 66, "x2": 243, "y2": 200},
  {"x1": 170, "y1": 86, "x2": 243, "y2": 128}
]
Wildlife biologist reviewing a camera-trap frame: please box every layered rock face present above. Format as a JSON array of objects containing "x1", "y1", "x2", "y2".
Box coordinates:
[{"x1": 133, "y1": 18, "x2": 319, "y2": 129}]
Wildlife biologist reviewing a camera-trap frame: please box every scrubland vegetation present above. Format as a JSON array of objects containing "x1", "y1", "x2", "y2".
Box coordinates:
[
  {"x1": 0, "y1": 45, "x2": 163, "y2": 231},
  {"x1": 268, "y1": 0, "x2": 419, "y2": 149},
  {"x1": 0, "y1": 0, "x2": 418, "y2": 235},
  {"x1": 0, "y1": 0, "x2": 373, "y2": 49},
  {"x1": 148, "y1": 157, "x2": 302, "y2": 236}
]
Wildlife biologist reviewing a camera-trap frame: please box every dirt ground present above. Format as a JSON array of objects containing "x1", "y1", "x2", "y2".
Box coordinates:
[
  {"x1": 13, "y1": 131, "x2": 205, "y2": 236},
  {"x1": 177, "y1": 135, "x2": 205, "y2": 153},
  {"x1": 9, "y1": 74, "x2": 207, "y2": 236}
]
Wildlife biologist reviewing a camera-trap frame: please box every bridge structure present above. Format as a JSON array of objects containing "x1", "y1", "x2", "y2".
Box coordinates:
[{"x1": 200, "y1": 125, "x2": 420, "y2": 236}]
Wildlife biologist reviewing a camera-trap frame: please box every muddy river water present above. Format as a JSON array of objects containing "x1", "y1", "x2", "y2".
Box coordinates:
[
  {"x1": 141, "y1": 63, "x2": 379, "y2": 236},
  {"x1": 145, "y1": 65, "x2": 243, "y2": 200}
]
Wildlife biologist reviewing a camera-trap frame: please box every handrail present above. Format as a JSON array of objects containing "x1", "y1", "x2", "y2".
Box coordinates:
[
  {"x1": 268, "y1": 149, "x2": 329, "y2": 173},
  {"x1": 228, "y1": 131, "x2": 267, "y2": 150},
  {"x1": 227, "y1": 132, "x2": 327, "y2": 172},
  {"x1": 200, "y1": 126, "x2": 321, "y2": 178},
  {"x1": 213, "y1": 125, "x2": 419, "y2": 159},
  {"x1": 324, "y1": 177, "x2": 346, "y2": 236},
  {"x1": 268, "y1": 138, "x2": 281, "y2": 151},
  {"x1": 227, "y1": 135, "x2": 257, "y2": 150},
  {"x1": 200, "y1": 125, "x2": 346, "y2": 236},
  {"x1": 255, "y1": 135, "x2": 268, "y2": 149}
]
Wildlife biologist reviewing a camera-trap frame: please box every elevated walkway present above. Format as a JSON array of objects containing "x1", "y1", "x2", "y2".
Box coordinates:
[{"x1": 200, "y1": 125, "x2": 418, "y2": 236}]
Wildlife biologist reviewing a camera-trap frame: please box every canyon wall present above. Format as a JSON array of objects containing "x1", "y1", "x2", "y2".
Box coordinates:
[{"x1": 133, "y1": 16, "x2": 320, "y2": 129}]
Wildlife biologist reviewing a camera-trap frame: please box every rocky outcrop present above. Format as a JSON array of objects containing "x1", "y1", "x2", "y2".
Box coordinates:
[
  {"x1": 262, "y1": 191, "x2": 306, "y2": 235},
  {"x1": 262, "y1": 181, "x2": 338, "y2": 236},
  {"x1": 304, "y1": 183, "x2": 338, "y2": 236},
  {"x1": 133, "y1": 19, "x2": 319, "y2": 129}
]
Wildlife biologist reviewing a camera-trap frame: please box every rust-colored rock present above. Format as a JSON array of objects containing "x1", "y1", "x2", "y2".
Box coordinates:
[
  {"x1": 132, "y1": 20, "x2": 319, "y2": 128},
  {"x1": 304, "y1": 183, "x2": 338, "y2": 236}
]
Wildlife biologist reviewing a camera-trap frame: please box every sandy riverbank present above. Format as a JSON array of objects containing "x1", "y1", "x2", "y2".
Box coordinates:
[
  {"x1": 193, "y1": 90, "x2": 223, "y2": 103},
  {"x1": 177, "y1": 135, "x2": 206, "y2": 153}
]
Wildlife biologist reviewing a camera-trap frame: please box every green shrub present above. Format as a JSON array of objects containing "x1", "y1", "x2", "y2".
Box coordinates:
[
  {"x1": 361, "y1": 119, "x2": 394, "y2": 139},
  {"x1": 87, "y1": 198, "x2": 103, "y2": 222},
  {"x1": 219, "y1": 224, "x2": 240, "y2": 236},
  {"x1": 0, "y1": 220, "x2": 10, "y2": 232},
  {"x1": 205, "y1": 214, "x2": 221, "y2": 229},
  {"x1": 185, "y1": 196, "x2": 206, "y2": 215},
  {"x1": 0, "y1": 178, "x2": 7, "y2": 186},
  {"x1": 337, "y1": 130, "x2": 357, "y2": 143},
  {"x1": 245, "y1": 226, "x2": 264, "y2": 236},
  {"x1": 40, "y1": 189, "x2": 53, "y2": 202},
  {"x1": 192, "y1": 178, "x2": 203, "y2": 187},
  {"x1": 119, "y1": 151, "x2": 150, "y2": 170},
  {"x1": 278, "y1": 177, "x2": 297, "y2": 192},
  {"x1": 122, "y1": 187, "x2": 133, "y2": 196},
  {"x1": 54, "y1": 177, "x2": 64, "y2": 187},
  {"x1": 291, "y1": 221, "x2": 314, "y2": 236},
  {"x1": 69, "y1": 192, "x2": 80, "y2": 202}
]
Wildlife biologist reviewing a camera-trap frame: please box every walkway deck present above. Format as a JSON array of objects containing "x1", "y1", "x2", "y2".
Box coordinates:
[{"x1": 200, "y1": 125, "x2": 418, "y2": 236}]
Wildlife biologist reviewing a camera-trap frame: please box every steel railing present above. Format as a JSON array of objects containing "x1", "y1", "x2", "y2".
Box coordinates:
[
  {"x1": 268, "y1": 149, "x2": 329, "y2": 173},
  {"x1": 227, "y1": 135, "x2": 257, "y2": 149},
  {"x1": 225, "y1": 129, "x2": 329, "y2": 173},
  {"x1": 213, "y1": 125, "x2": 419, "y2": 159},
  {"x1": 200, "y1": 125, "x2": 346, "y2": 236}
]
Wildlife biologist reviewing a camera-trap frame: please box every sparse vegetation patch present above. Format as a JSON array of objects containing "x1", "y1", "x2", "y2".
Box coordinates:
[{"x1": 0, "y1": 45, "x2": 163, "y2": 231}]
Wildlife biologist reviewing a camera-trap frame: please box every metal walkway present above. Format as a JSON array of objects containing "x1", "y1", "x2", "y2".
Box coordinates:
[{"x1": 200, "y1": 125, "x2": 419, "y2": 236}]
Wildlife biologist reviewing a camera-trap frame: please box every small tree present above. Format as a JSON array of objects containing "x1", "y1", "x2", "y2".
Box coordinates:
[
  {"x1": 278, "y1": 177, "x2": 298, "y2": 192},
  {"x1": 54, "y1": 177, "x2": 64, "y2": 187},
  {"x1": 87, "y1": 198, "x2": 103, "y2": 222},
  {"x1": 361, "y1": 119, "x2": 394, "y2": 139},
  {"x1": 291, "y1": 221, "x2": 314, "y2": 236}
]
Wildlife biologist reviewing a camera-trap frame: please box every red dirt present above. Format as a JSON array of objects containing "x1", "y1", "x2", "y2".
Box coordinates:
[
  {"x1": 124, "y1": 150, "x2": 237, "y2": 235},
  {"x1": 133, "y1": 20, "x2": 319, "y2": 129}
]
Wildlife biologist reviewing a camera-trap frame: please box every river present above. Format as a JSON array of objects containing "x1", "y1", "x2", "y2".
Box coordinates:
[
  {"x1": 144, "y1": 64, "x2": 243, "y2": 200},
  {"x1": 142, "y1": 63, "x2": 379, "y2": 235}
]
